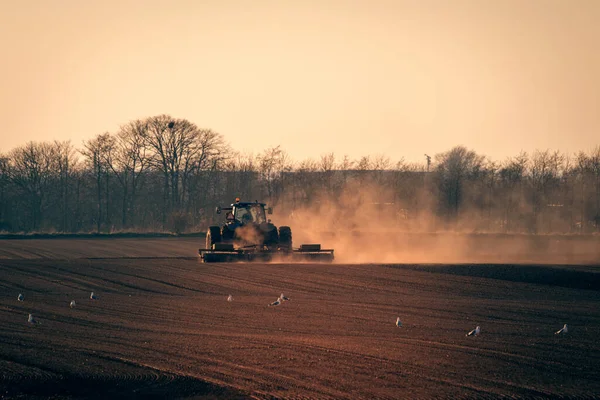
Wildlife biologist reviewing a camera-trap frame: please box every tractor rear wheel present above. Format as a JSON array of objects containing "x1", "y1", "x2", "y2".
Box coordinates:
[
  {"x1": 206, "y1": 226, "x2": 222, "y2": 249},
  {"x1": 278, "y1": 226, "x2": 292, "y2": 251},
  {"x1": 263, "y1": 225, "x2": 279, "y2": 249}
]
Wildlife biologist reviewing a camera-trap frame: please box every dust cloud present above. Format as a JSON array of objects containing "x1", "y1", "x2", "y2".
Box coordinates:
[
  {"x1": 271, "y1": 181, "x2": 600, "y2": 265},
  {"x1": 234, "y1": 225, "x2": 264, "y2": 247}
]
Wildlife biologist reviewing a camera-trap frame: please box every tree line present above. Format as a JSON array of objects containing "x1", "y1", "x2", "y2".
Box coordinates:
[{"x1": 0, "y1": 114, "x2": 599, "y2": 234}]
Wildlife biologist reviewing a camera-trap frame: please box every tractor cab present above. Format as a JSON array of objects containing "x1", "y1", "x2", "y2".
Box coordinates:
[
  {"x1": 218, "y1": 198, "x2": 272, "y2": 226},
  {"x1": 233, "y1": 203, "x2": 269, "y2": 225}
]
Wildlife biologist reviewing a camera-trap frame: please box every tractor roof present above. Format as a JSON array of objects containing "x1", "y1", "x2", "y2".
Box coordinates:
[
  {"x1": 218, "y1": 202, "x2": 266, "y2": 211},
  {"x1": 232, "y1": 202, "x2": 266, "y2": 207}
]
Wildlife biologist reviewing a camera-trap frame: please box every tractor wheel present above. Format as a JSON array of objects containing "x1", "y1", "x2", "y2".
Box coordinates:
[
  {"x1": 206, "y1": 226, "x2": 222, "y2": 249},
  {"x1": 264, "y1": 226, "x2": 279, "y2": 249},
  {"x1": 221, "y1": 225, "x2": 235, "y2": 242},
  {"x1": 278, "y1": 226, "x2": 292, "y2": 251}
]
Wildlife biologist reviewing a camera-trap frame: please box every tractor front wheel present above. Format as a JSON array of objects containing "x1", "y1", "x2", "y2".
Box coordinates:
[
  {"x1": 206, "y1": 226, "x2": 222, "y2": 249},
  {"x1": 221, "y1": 225, "x2": 235, "y2": 242}
]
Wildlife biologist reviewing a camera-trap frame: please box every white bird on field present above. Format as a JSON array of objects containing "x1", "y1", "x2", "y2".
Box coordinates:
[
  {"x1": 466, "y1": 326, "x2": 480, "y2": 336},
  {"x1": 227, "y1": 294, "x2": 233, "y2": 302},
  {"x1": 28, "y1": 314, "x2": 36, "y2": 324},
  {"x1": 70, "y1": 300, "x2": 76, "y2": 308},
  {"x1": 269, "y1": 298, "x2": 282, "y2": 307},
  {"x1": 90, "y1": 292, "x2": 97, "y2": 300},
  {"x1": 555, "y1": 324, "x2": 568, "y2": 335},
  {"x1": 280, "y1": 293, "x2": 290, "y2": 301},
  {"x1": 17, "y1": 294, "x2": 24, "y2": 302},
  {"x1": 396, "y1": 317, "x2": 402, "y2": 327}
]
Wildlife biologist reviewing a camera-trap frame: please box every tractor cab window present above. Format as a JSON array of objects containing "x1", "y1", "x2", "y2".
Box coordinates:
[
  {"x1": 234, "y1": 207, "x2": 252, "y2": 223},
  {"x1": 234, "y1": 205, "x2": 266, "y2": 224},
  {"x1": 249, "y1": 205, "x2": 266, "y2": 223}
]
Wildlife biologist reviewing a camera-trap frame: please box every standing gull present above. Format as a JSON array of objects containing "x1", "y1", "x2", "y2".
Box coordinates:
[
  {"x1": 466, "y1": 326, "x2": 480, "y2": 336},
  {"x1": 280, "y1": 293, "x2": 290, "y2": 301},
  {"x1": 555, "y1": 324, "x2": 568, "y2": 335},
  {"x1": 70, "y1": 300, "x2": 76, "y2": 308},
  {"x1": 27, "y1": 314, "x2": 37, "y2": 324},
  {"x1": 17, "y1": 294, "x2": 24, "y2": 302},
  {"x1": 90, "y1": 292, "x2": 97, "y2": 300},
  {"x1": 396, "y1": 317, "x2": 402, "y2": 327},
  {"x1": 227, "y1": 294, "x2": 233, "y2": 302}
]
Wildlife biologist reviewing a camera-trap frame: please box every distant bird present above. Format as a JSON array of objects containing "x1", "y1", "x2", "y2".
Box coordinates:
[
  {"x1": 555, "y1": 324, "x2": 568, "y2": 335},
  {"x1": 70, "y1": 300, "x2": 76, "y2": 308},
  {"x1": 90, "y1": 292, "x2": 97, "y2": 300},
  {"x1": 17, "y1": 294, "x2": 24, "y2": 302},
  {"x1": 27, "y1": 314, "x2": 36, "y2": 324},
  {"x1": 227, "y1": 294, "x2": 233, "y2": 302},
  {"x1": 396, "y1": 317, "x2": 402, "y2": 327},
  {"x1": 466, "y1": 326, "x2": 480, "y2": 336},
  {"x1": 269, "y1": 298, "x2": 282, "y2": 307},
  {"x1": 280, "y1": 293, "x2": 290, "y2": 301}
]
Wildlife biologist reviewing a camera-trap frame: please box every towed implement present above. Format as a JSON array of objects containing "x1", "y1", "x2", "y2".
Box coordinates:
[{"x1": 199, "y1": 198, "x2": 334, "y2": 263}]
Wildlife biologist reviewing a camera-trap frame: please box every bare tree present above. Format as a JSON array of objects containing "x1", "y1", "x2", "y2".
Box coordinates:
[
  {"x1": 482, "y1": 160, "x2": 499, "y2": 231},
  {"x1": 499, "y1": 152, "x2": 528, "y2": 232},
  {"x1": 105, "y1": 120, "x2": 150, "y2": 228},
  {"x1": 356, "y1": 156, "x2": 372, "y2": 171},
  {"x1": 398, "y1": 160, "x2": 430, "y2": 230},
  {"x1": 528, "y1": 150, "x2": 564, "y2": 232},
  {"x1": 575, "y1": 147, "x2": 600, "y2": 231},
  {"x1": 560, "y1": 154, "x2": 578, "y2": 232},
  {"x1": 81, "y1": 133, "x2": 115, "y2": 233},
  {"x1": 7, "y1": 142, "x2": 58, "y2": 230},
  {"x1": 587, "y1": 147, "x2": 600, "y2": 230},
  {"x1": 336, "y1": 155, "x2": 355, "y2": 195},
  {"x1": 221, "y1": 152, "x2": 258, "y2": 201},
  {"x1": 141, "y1": 114, "x2": 228, "y2": 229},
  {"x1": 183, "y1": 127, "x2": 229, "y2": 213},
  {"x1": 53, "y1": 141, "x2": 78, "y2": 231},
  {"x1": 319, "y1": 153, "x2": 336, "y2": 196},
  {"x1": 0, "y1": 154, "x2": 9, "y2": 231},
  {"x1": 257, "y1": 145, "x2": 291, "y2": 205},
  {"x1": 372, "y1": 154, "x2": 392, "y2": 190},
  {"x1": 434, "y1": 146, "x2": 485, "y2": 224},
  {"x1": 291, "y1": 157, "x2": 319, "y2": 208}
]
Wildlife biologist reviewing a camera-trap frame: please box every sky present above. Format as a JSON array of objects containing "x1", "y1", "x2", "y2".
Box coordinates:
[{"x1": 1, "y1": 0, "x2": 599, "y2": 164}]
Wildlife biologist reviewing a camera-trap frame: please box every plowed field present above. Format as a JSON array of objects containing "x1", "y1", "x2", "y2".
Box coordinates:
[{"x1": 1, "y1": 238, "x2": 599, "y2": 399}]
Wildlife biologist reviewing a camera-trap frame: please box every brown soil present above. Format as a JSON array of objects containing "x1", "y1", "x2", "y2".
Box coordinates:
[{"x1": 1, "y1": 238, "x2": 599, "y2": 399}]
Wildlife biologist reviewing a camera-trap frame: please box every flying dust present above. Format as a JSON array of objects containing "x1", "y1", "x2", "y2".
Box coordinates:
[
  {"x1": 272, "y1": 181, "x2": 600, "y2": 265},
  {"x1": 233, "y1": 225, "x2": 265, "y2": 247}
]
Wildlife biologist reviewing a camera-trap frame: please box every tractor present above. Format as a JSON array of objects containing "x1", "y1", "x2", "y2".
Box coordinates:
[{"x1": 199, "y1": 198, "x2": 334, "y2": 262}]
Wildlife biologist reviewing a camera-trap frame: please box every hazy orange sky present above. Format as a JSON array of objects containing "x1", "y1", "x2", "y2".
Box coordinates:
[{"x1": 1, "y1": 0, "x2": 598, "y2": 163}]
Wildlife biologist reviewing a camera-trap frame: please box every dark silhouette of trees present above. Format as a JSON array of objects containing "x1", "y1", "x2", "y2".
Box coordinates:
[{"x1": 0, "y1": 114, "x2": 598, "y2": 235}]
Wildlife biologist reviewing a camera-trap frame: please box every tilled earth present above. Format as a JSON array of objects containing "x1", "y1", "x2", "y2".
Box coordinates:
[{"x1": 1, "y1": 238, "x2": 600, "y2": 399}]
